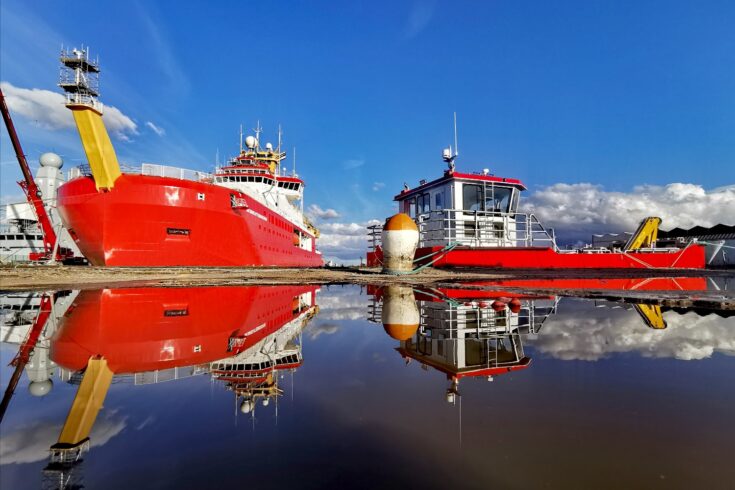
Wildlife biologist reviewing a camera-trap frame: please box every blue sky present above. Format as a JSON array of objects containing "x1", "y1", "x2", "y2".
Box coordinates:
[{"x1": 1, "y1": 0, "x2": 734, "y2": 257}]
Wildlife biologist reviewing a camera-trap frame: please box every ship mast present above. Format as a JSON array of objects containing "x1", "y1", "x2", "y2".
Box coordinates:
[{"x1": 59, "y1": 46, "x2": 122, "y2": 190}]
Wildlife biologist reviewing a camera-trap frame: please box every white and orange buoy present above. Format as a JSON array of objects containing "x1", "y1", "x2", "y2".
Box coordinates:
[
  {"x1": 381, "y1": 213, "x2": 419, "y2": 273},
  {"x1": 381, "y1": 286, "x2": 419, "y2": 341}
]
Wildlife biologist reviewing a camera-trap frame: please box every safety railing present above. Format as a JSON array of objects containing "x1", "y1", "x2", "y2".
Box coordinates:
[
  {"x1": 367, "y1": 209, "x2": 558, "y2": 251},
  {"x1": 68, "y1": 163, "x2": 212, "y2": 182}
]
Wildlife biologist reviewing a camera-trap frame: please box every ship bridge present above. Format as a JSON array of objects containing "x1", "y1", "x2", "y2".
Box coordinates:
[{"x1": 389, "y1": 167, "x2": 556, "y2": 250}]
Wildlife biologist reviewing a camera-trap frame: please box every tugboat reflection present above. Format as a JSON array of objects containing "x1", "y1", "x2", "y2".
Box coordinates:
[
  {"x1": 369, "y1": 285, "x2": 558, "y2": 402},
  {"x1": 368, "y1": 276, "x2": 715, "y2": 402},
  {"x1": 1, "y1": 285, "x2": 319, "y2": 489}
]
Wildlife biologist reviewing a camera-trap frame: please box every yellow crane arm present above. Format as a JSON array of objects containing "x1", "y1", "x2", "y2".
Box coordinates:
[
  {"x1": 54, "y1": 357, "x2": 113, "y2": 449},
  {"x1": 624, "y1": 217, "x2": 661, "y2": 251},
  {"x1": 633, "y1": 304, "x2": 667, "y2": 330},
  {"x1": 68, "y1": 105, "x2": 122, "y2": 190}
]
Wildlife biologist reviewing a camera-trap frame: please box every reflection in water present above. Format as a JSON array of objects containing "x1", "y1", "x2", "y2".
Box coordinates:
[
  {"x1": 1, "y1": 280, "x2": 733, "y2": 489},
  {"x1": 1, "y1": 286, "x2": 319, "y2": 489},
  {"x1": 370, "y1": 285, "x2": 557, "y2": 401},
  {"x1": 368, "y1": 277, "x2": 734, "y2": 401}
]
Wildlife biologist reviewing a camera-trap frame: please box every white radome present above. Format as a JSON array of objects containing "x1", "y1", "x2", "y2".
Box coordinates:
[
  {"x1": 28, "y1": 379, "x2": 53, "y2": 397},
  {"x1": 39, "y1": 152, "x2": 63, "y2": 168},
  {"x1": 245, "y1": 135, "x2": 258, "y2": 149}
]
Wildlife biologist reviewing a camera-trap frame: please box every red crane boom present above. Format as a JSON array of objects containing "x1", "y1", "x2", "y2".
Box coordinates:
[{"x1": 0, "y1": 87, "x2": 60, "y2": 260}]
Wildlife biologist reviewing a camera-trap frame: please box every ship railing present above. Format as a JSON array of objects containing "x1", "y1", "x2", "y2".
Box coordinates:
[
  {"x1": 416, "y1": 209, "x2": 558, "y2": 251},
  {"x1": 366, "y1": 209, "x2": 558, "y2": 251},
  {"x1": 367, "y1": 224, "x2": 383, "y2": 251},
  {"x1": 68, "y1": 163, "x2": 213, "y2": 182}
]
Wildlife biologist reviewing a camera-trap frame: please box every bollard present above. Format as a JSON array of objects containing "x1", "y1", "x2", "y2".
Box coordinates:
[{"x1": 381, "y1": 213, "x2": 419, "y2": 274}]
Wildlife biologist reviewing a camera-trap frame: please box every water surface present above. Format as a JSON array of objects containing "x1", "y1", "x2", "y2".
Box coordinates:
[{"x1": 1, "y1": 282, "x2": 733, "y2": 489}]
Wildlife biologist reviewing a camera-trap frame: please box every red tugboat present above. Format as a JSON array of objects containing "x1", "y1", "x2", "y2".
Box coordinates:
[
  {"x1": 56, "y1": 47, "x2": 322, "y2": 267},
  {"x1": 368, "y1": 139, "x2": 705, "y2": 270}
]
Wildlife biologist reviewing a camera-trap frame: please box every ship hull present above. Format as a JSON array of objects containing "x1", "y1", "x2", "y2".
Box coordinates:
[
  {"x1": 414, "y1": 245, "x2": 706, "y2": 269},
  {"x1": 366, "y1": 244, "x2": 706, "y2": 269},
  {"x1": 50, "y1": 285, "x2": 319, "y2": 373},
  {"x1": 57, "y1": 175, "x2": 323, "y2": 267}
]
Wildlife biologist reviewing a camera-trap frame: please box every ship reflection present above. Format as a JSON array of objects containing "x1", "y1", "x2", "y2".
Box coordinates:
[
  {"x1": 368, "y1": 276, "x2": 725, "y2": 403},
  {"x1": 369, "y1": 285, "x2": 557, "y2": 402},
  {"x1": 0, "y1": 285, "x2": 320, "y2": 489}
]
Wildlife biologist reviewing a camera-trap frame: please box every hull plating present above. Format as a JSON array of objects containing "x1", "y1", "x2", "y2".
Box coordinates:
[
  {"x1": 57, "y1": 175, "x2": 323, "y2": 267},
  {"x1": 414, "y1": 245, "x2": 706, "y2": 269}
]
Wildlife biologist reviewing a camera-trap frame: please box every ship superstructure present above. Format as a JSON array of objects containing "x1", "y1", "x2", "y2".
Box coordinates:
[
  {"x1": 55, "y1": 47, "x2": 322, "y2": 266},
  {"x1": 367, "y1": 134, "x2": 705, "y2": 269}
]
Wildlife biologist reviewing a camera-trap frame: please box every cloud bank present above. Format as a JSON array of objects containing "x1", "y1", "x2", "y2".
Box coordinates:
[
  {"x1": 0, "y1": 413, "x2": 126, "y2": 465},
  {"x1": 318, "y1": 219, "x2": 382, "y2": 263},
  {"x1": 1, "y1": 81, "x2": 138, "y2": 140},
  {"x1": 531, "y1": 303, "x2": 735, "y2": 361},
  {"x1": 306, "y1": 204, "x2": 341, "y2": 220},
  {"x1": 524, "y1": 183, "x2": 735, "y2": 243}
]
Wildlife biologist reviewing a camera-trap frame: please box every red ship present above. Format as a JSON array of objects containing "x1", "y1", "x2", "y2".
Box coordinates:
[
  {"x1": 55, "y1": 47, "x2": 322, "y2": 267},
  {"x1": 367, "y1": 134, "x2": 705, "y2": 270},
  {"x1": 50, "y1": 285, "x2": 319, "y2": 374}
]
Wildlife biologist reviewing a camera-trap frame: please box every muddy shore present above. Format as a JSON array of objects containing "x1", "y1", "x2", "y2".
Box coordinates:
[{"x1": 1, "y1": 265, "x2": 733, "y2": 311}]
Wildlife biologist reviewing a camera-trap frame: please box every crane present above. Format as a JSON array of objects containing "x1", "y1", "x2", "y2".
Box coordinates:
[{"x1": 0, "y1": 87, "x2": 71, "y2": 262}]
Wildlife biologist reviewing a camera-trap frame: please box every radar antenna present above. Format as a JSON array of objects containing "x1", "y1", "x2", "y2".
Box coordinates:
[{"x1": 442, "y1": 112, "x2": 459, "y2": 171}]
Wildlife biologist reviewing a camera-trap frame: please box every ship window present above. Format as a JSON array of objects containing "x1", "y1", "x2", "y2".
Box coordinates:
[
  {"x1": 490, "y1": 186, "x2": 512, "y2": 213},
  {"x1": 463, "y1": 184, "x2": 483, "y2": 212},
  {"x1": 510, "y1": 190, "x2": 519, "y2": 212},
  {"x1": 408, "y1": 198, "x2": 416, "y2": 218},
  {"x1": 434, "y1": 192, "x2": 443, "y2": 209},
  {"x1": 416, "y1": 193, "x2": 430, "y2": 214}
]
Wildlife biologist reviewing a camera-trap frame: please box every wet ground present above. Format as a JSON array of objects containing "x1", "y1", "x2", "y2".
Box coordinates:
[{"x1": 1, "y1": 278, "x2": 733, "y2": 489}]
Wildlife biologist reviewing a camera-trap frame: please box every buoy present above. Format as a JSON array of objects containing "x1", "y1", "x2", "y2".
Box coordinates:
[
  {"x1": 381, "y1": 285, "x2": 419, "y2": 341},
  {"x1": 381, "y1": 213, "x2": 419, "y2": 273},
  {"x1": 508, "y1": 298, "x2": 522, "y2": 313},
  {"x1": 491, "y1": 300, "x2": 506, "y2": 312}
]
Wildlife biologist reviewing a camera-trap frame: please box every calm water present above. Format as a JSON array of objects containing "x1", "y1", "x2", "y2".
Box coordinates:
[{"x1": 1, "y1": 282, "x2": 733, "y2": 489}]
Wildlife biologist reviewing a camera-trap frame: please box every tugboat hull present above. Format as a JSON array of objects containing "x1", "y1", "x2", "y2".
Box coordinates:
[{"x1": 414, "y1": 245, "x2": 706, "y2": 269}]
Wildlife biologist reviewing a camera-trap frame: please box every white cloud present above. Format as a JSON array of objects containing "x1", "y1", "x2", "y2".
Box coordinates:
[
  {"x1": 145, "y1": 121, "x2": 166, "y2": 136},
  {"x1": 1, "y1": 81, "x2": 138, "y2": 141},
  {"x1": 318, "y1": 219, "x2": 382, "y2": 262},
  {"x1": 372, "y1": 182, "x2": 386, "y2": 192},
  {"x1": 307, "y1": 204, "x2": 341, "y2": 221},
  {"x1": 316, "y1": 287, "x2": 368, "y2": 321},
  {"x1": 524, "y1": 183, "x2": 735, "y2": 243},
  {"x1": 0, "y1": 413, "x2": 126, "y2": 465},
  {"x1": 342, "y1": 158, "x2": 365, "y2": 169},
  {"x1": 307, "y1": 322, "x2": 341, "y2": 340},
  {"x1": 530, "y1": 303, "x2": 735, "y2": 361}
]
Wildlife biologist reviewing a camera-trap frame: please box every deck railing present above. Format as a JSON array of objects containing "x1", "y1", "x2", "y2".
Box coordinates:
[
  {"x1": 367, "y1": 209, "x2": 558, "y2": 251},
  {"x1": 68, "y1": 163, "x2": 212, "y2": 182}
]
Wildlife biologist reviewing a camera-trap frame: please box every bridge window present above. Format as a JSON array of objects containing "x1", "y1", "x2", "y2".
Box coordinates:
[
  {"x1": 489, "y1": 186, "x2": 512, "y2": 213},
  {"x1": 434, "y1": 192, "x2": 443, "y2": 209},
  {"x1": 463, "y1": 184, "x2": 483, "y2": 211}
]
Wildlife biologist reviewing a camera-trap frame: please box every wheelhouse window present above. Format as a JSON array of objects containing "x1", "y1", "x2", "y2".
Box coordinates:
[
  {"x1": 407, "y1": 198, "x2": 416, "y2": 218},
  {"x1": 488, "y1": 186, "x2": 512, "y2": 213},
  {"x1": 462, "y1": 184, "x2": 484, "y2": 211},
  {"x1": 434, "y1": 192, "x2": 443, "y2": 210},
  {"x1": 462, "y1": 183, "x2": 515, "y2": 213},
  {"x1": 416, "y1": 193, "x2": 430, "y2": 215}
]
